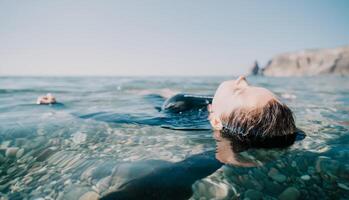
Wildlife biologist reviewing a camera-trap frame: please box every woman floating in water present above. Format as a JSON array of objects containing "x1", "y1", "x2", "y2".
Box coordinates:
[
  {"x1": 159, "y1": 75, "x2": 297, "y2": 144},
  {"x1": 80, "y1": 76, "x2": 300, "y2": 144},
  {"x1": 99, "y1": 76, "x2": 303, "y2": 199}
]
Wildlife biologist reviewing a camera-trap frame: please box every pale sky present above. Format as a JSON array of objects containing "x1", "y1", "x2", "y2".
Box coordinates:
[{"x1": 0, "y1": 0, "x2": 348, "y2": 76}]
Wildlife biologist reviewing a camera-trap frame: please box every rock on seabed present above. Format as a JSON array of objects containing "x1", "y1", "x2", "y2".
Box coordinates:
[
  {"x1": 300, "y1": 175, "x2": 311, "y2": 181},
  {"x1": 278, "y1": 187, "x2": 300, "y2": 200},
  {"x1": 5, "y1": 147, "x2": 19, "y2": 158},
  {"x1": 79, "y1": 191, "x2": 99, "y2": 200},
  {"x1": 268, "y1": 168, "x2": 287, "y2": 183},
  {"x1": 244, "y1": 189, "x2": 263, "y2": 200}
]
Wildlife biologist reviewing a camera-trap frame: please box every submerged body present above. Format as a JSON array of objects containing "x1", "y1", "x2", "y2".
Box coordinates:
[{"x1": 100, "y1": 151, "x2": 222, "y2": 200}]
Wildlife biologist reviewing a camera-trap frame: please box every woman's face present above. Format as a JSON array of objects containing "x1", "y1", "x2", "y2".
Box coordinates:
[{"x1": 210, "y1": 76, "x2": 278, "y2": 119}]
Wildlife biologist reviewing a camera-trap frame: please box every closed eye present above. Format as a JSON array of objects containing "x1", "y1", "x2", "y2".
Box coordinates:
[{"x1": 232, "y1": 87, "x2": 243, "y2": 94}]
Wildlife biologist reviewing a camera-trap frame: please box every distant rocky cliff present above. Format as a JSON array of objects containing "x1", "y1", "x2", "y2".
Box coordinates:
[{"x1": 250, "y1": 46, "x2": 349, "y2": 76}]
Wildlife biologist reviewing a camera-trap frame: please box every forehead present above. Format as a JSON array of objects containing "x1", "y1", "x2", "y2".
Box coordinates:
[
  {"x1": 242, "y1": 86, "x2": 277, "y2": 106},
  {"x1": 212, "y1": 80, "x2": 277, "y2": 114}
]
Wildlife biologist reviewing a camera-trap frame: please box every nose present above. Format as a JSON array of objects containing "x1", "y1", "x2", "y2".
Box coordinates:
[
  {"x1": 237, "y1": 76, "x2": 246, "y2": 82},
  {"x1": 236, "y1": 76, "x2": 248, "y2": 86}
]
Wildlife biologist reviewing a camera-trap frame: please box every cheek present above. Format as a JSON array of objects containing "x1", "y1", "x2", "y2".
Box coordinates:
[
  {"x1": 213, "y1": 85, "x2": 242, "y2": 115},
  {"x1": 212, "y1": 98, "x2": 232, "y2": 117}
]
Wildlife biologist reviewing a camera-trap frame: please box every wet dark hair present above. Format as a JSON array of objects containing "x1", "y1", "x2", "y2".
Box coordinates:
[{"x1": 220, "y1": 99, "x2": 297, "y2": 150}]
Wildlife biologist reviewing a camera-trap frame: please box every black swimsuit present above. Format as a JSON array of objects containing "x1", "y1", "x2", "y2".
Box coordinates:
[
  {"x1": 79, "y1": 93, "x2": 214, "y2": 130},
  {"x1": 161, "y1": 93, "x2": 212, "y2": 113}
]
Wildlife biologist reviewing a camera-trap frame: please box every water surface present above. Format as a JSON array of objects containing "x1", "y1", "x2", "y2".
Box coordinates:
[{"x1": 0, "y1": 76, "x2": 348, "y2": 199}]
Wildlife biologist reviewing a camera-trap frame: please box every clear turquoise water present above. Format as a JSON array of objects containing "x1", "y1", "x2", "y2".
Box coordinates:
[{"x1": 0, "y1": 76, "x2": 348, "y2": 199}]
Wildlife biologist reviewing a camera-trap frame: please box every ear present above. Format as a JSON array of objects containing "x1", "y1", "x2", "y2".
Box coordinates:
[
  {"x1": 209, "y1": 115, "x2": 223, "y2": 131},
  {"x1": 207, "y1": 104, "x2": 212, "y2": 113}
]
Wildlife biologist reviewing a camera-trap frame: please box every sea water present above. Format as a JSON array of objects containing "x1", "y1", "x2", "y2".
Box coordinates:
[{"x1": 0, "y1": 76, "x2": 348, "y2": 199}]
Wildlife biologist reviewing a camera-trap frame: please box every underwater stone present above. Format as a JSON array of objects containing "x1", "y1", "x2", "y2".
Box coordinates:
[
  {"x1": 80, "y1": 165, "x2": 97, "y2": 181},
  {"x1": 243, "y1": 177, "x2": 263, "y2": 191},
  {"x1": 39, "y1": 174, "x2": 50, "y2": 182},
  {"x1": 268, "y1": 168, "x2": 287, "y2": 183},
  {"x1": 208, "y1": 183, "x2": 229, "y2": 199},
  {"x1": 15, "y1": 138, "x2": 27, "y2": 147},
  {"x1": 315, "y1": 156, "x2": 340, "y2": 178},
  {"x1": 307, "y1": 166, "x2": 316, "y2": 175},
  {"x1": 47, "y1": 151, "x2": 64, "y2": 164},
  {"x1": 72, "y1": 132, "x2": 87, "y2": 144},
  {"x1": 32, "y1": 166, "x2": 47, "y2": 176},
  {"x1": 244, "y1": 189, "x2": 263, "y2": 200},
  {"x1": 7, "y1": 166, "x2": 17, "y2": 175},
  {"x1": 24, "y1": 176, "x2": 33, "y2": 185},
  {"x1": 91, "y1": 162, "x2": 115, "y2": 181},
  {"x1": 7, "y1": 192, "x2": 24, "y2": 200},
  {"x1": 0, "y1": 182, "x2": 10, "y2": 192},
  {"x1": 1, "y1": 141, "x2": 11, "y2": 148},
  {"x1": 16, "y1": 148, "x2": 24, "y2": 158},
  {"x1": 63, "y1": 185, "x2": 90, "y2": 200},
  {"x1": 278, "y1": 187, "x2": 300, "y2": 200},
  {"x1": 61, "y1": 155, "x2": 82, "y2": 173},
  {"x1": 300, "y1": 175, "x2": 311, "y2": 181},
  {"x1": 0, "y1": 148, "x2": 6, "y2": 156},
  {"x1": 263, "y1": 179, "x2": 284, "y2": 195},
  {"x1": 36, "y1": 148, "x2": 57, "y2": 162},
  {"x1": 22, "y1": 155, "x2": 34, "y2": 163},
  {"x1": 79, "y1": 191, "x2": 99, "y2": 200},
  {"x1": 95, "y1": 176, "x2": 111, "y2": 193},
  {"x1": 57, "y1": 154, "x2": 77, "y2": 168},
  {"x1": 252, "y1": 168, "x2": 268, "y2": 180},
  {"x1": 5, "y1": 147, "x2": 19, "y2": 158},
  {"x1": 0, "y1": 154, "x2": 5, "y2": 164},
  {"x1": 56, "y1": 191, "x2": 64, "y2": 200},
  {"x1": 64, "y1": 179, "x2": 72, "y2": 186},
  {"x1": 26, "y1": 136, "x2": 46, "y2": 150},
  {"x1": 62, "y1": 157, "x2": 85, "y2": 174},
  {"x1": 338, "y1": 183, "x2": 349, "y2": 191},
  {"x1": 50, "y1": 153, "x2": 70, "y2": 166}
]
